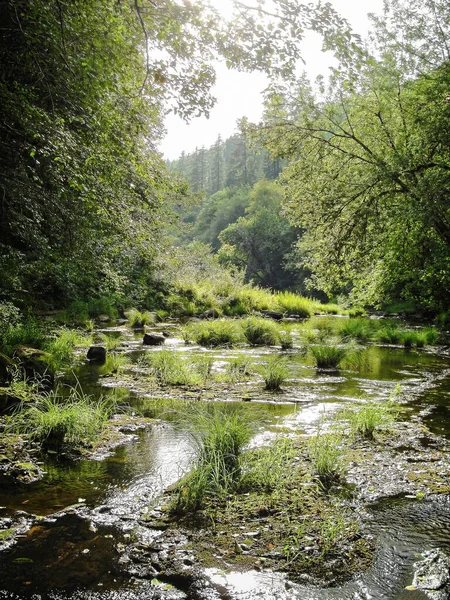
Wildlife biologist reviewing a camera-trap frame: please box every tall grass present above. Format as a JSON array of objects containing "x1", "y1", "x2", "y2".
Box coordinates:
[
  {"x1": 241, "y1": 438, "x2": 296, "y2": 492},
  {"x1": 172, "y1": 404, "x2": 255, "y2": 513},
  {"x1": 9, "y1": 387, "x2": 115, "y2": 451},
  {"x1": 2, "y1": 318, "x2": 45, "y2": 356},
  {"x1": 43, "y1": 328, "x2": 93, "y2": 372},
  {"x1": 125, "y1": 309, "x2": 155, "y2": 329},
  {"x1": 274, "y1": 292, "x2": 313, "y2": 317},
  {"x1": 258, "y1": 356, "x2": 289, "y2": 390},
  {"x1": 243, "y1": 317, "x2": 280, "y2": 346},
  {"x1": 225, "y1": 355, "x2": 254, "y2": 383},
  {"x1": 344, "y1": 400, "x2": 397, "y2": 439},
  {"x1": 148, "y1": 350, "x2": 197, "y2": 386},
  {"x1": 183, "y1": 319, "x2": 242, "y2": 347},
  {"x1": 310, "y1": 345, "x2": 347, "y2": 369},
  {"x1": 308, "y1": 432, "x2": 344, "y2": 484}
]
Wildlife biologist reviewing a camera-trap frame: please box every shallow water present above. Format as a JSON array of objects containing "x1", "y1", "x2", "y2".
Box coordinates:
[{"x1": 1, "y1": 321, "x2": 450, "y2": 599}]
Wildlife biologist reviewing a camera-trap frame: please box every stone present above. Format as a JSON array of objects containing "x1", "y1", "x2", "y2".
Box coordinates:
[
  {"x1": 261, "y1": 310, "x2": 283, "y2": 320},
  {"x1": 87, "y1": 346, "x2": 107, "y2": 362},
  {"x1": 143, "y1": 333, "x2": 165, "y2": 346}
]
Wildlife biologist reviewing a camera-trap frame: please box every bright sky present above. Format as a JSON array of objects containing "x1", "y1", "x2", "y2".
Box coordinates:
[{"x1": 160, "y1": 0, "x2": 384, "y2": 160}]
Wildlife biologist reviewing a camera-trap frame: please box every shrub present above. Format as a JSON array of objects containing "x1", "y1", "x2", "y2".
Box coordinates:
[
  {"x1": 243, "y1": 317, "x2": 280, "y2": 346},
  {"x1": 258, "y1": 356, "x2": 289, "y2": 390},
  {"x1": 347, "y1": 307, "x2": 367, "y2": 318},
  {"x1": 171, "y1": 404, "x2": 255, "y2": 512},
  {"x1": 308, "y1": 432, "x2": 344, "y2": 484},
  {"x1": 183, "y1": 320, "x2": 242, "y2": 347},
  {"x1": 310, "y1": 345, "x2": 347, "y2": 369}
]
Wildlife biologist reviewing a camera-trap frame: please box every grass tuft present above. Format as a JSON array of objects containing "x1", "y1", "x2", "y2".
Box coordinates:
[
  {"x1": 243, "y1": 317, "x2": 280, "y2": 346},
  {"x1": 258, "y1": 356, "x2": 289, "y2": 390},
  {"x1": 310, "y1": 345, "x2": 347, "y2": 369}
]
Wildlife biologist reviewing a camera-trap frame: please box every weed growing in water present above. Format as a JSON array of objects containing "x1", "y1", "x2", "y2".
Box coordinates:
[
  {"x1": 43, "y1": 328, "x2": 93, "y2": 372},
  {"x1": 183, "y1": 320, "x2": 242, "y2": 347},
  {"x1": 344, "y1": 399, "x2": 398, "y2": 439},
  {"x1": 171, "y1": 403, "x2": 256, "y2": 513},
  {"x1": 279, "y1": 330, "x2": 294, "y2": 349},
  {"x1": 225, "y1": 355, "x2": 254, "y2": 383},
  {"x1": 258, "y1": 356, "x2": 289, "y2": 391},
  {"x1": 241, "y1": 438, "x2": 296, "y2": 492},
  {"x1": 9, "y1": 386, "x2": 115, "y2": 452},
  {"x1": 100, "y1": 353, "x2": 131, "y2": 375},
  {"x1": 307, "y1": 432, "x2": 344, "y2": 484},
  {"x1": 125, "y1": 309, "x2": 155, "y2": 329},
  {"x1": 310, "y1": 345, "x2": 347, "y2": 369},
  {"x1": 148, "y1": 350, "x2": 198, "y2": 386},
  {"x1": 243, "y1": 317, "x2": 280, "y2": 346},
  {"x1": 274, "y1": 291, "x2": 313, "y2": 317}
]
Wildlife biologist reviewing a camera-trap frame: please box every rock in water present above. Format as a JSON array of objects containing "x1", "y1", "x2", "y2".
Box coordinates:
[
  {"x1": 87, "y1": 346, "x2": 107, "y2": 363},
  {"x1": 143, "y1": 334, "x2": 165, "y2": 346},
  {"x1": 413, "y1": 549, "x2": 450, "y2": 599}
]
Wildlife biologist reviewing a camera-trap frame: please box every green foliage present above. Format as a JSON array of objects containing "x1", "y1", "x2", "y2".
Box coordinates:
[
  {"x1": 225, "y1": 355, "x2": 254, "y2": 382},
  {"x1": 258, "y1": 356, "x2": 289, "y2": 390},
  {"x1": 279, "y1": 330, "x2": 294, "y2": 350},
  {"x1": 275, "y1": 291, "x2": 313, "y2": 317},
  {"x1": 310, "y1": 345, "x2": 347, "y2": 369},
  {"x1": 183, "y1": 320, "x2": 242, "y2": 347},
  {"x1": 344, "y1": 400, "x2": 398, "y2": 439},
  {"x1": 243, "y1": 317, "x2": 280, "y2": 346},
  {"x1": 9, "y1": 387, "x2": 115, "y2": 451},
  {"x1": 125, "y1": 309, "x2": 155, "y2": 329},
  {"x1": 307, "y1": 432, "x2": 344, "y2": 484},
  {"x1": 340, "y1": 318, "x2": 375, "y2": 343},
  {"x1": 172, "y1": 404, "x2": 255, "y2": 513},
  {"x1": 42, "y1": 328, "x2": 93, "y2": 372},
  {"x1": 241, "y1": 438, "x2": 296, "y2": 492},
  {"x1": 1, "y1": 318, "x2": 46, "y2": 357}
]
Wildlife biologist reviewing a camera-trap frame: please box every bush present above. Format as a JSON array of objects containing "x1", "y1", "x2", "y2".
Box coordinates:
[
  {"x1": 2, "y1": 318, "x2": 46, "y2": 357},
  {"x1": 243, "y1": 317, "x2": 280, "y2": 346},
  {"x1": 172, "y1": 404, "x2": 255, "y2": 513},
  {"x1": 310, "y1": 345, "x2": 347, "y2": 369},
  {"x1": 43, "y1": 328, "x2": 93, "y2": 372},
  {"x1": 258, "y1": 356, "x2": 289, "y2": 390}
]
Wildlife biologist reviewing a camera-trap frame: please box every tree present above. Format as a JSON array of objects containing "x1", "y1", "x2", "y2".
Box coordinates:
[
  {"x1": 246, "y1": 0, "x2": 450, "y2": 309},
  {"x1": 218, "y1": 181, "x2": 299, "y2": 289}
]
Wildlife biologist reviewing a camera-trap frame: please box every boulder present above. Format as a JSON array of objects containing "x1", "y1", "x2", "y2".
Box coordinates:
[
  {"x1": 261, "y1": 310, "x2": 283, "y2": 321},
  {"x1": 143, "y1": 333, "x2": 165, "y2": 346},
  {"x1": 87, "y1": 345, "x2": 107, "y2": 362},
  {"x1": 199, "y1": 309, "x2": 220, "y2": 320}
]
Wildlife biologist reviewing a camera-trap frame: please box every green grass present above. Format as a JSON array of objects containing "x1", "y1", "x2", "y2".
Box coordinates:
[
  {"x1": 125, "y1": 309, "x2": 155, "y2": 328},
  {"x1": 43, "y1": 328, "x2": 93, "y2": 372},
  {"x1": 224, "y1": 355, "x2": 254, "y2": 383},
  {"x1": 241, "y1": 438, "x2": 296, "y2": 492},
  {"x1": 258, "y1": 356, "x2": 289, "y2": 390},
  {"x1": 343, "y1": 396, "x2": 398, "y2": 439},
  {"x1": 310, "y1": 345, "x2": 347, "y2": 369},
  {"x1": 2, "y1": 318, "x2": 45, "y2": 356},
  {"x1": 339, "y1": 318, "x2": 375, "y2": 343},
  {"x1": 171, "y1": 404, "x2": 256, "y2": 513},
  {"x1": 147, "y1": 350, "x2": 198, "y2": 386},
  {"x1": 99, "y1": 353, "x2": 131, "y2": 375},
  {"x1": 279, "y1": 330, "x2": 294, "y2": 349},
  {"x1": 242, "y1": 317, "x2": 280, "y2": 346},
  {"x1": 183, "y1": 319, "x2": 242, "y2": 347},
  {"x1": 9, "y1": 387, "x2": 115, "y2": 452},
  {"x1": 274, "y1": 291, "x2": 313, "y2": 317},
  {"x1": 307, "y1": 432, "x2": 344, "y2": 484}
]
